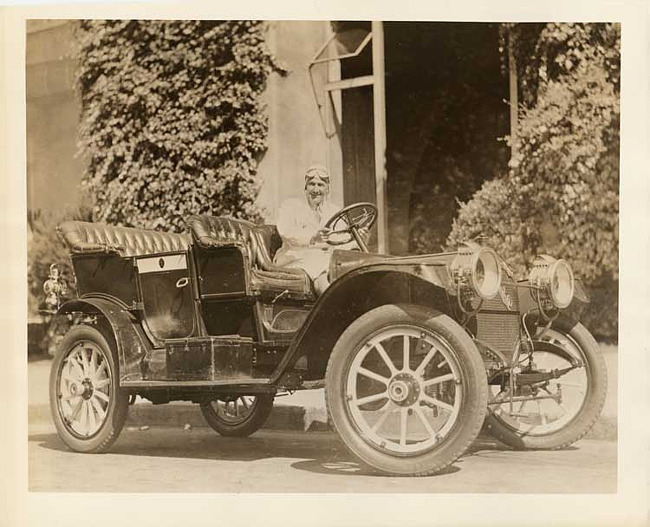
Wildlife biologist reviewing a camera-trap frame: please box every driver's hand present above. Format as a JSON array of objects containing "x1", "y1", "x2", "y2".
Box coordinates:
[{"x1": 310, "y1": 228, "x2": 332, "y2": 245}]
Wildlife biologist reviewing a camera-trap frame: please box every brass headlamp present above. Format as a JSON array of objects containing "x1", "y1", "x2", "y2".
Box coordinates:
[
  {"x1": 529, "y1": 255, "x2": 575, "y2": 309},
  {"x1": 450, "y1": 242, "x2": 502, "y2": 301}
]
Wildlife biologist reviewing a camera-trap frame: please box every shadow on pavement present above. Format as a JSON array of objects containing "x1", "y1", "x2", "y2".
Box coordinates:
[
  {"x1": 290, "y1": 458, "x2": 461, "y2": 477},
  {"x1": 30, "y1": 428, "x2": 530, "y2": 479},
  {"x1": 31, "y1": 428, "x2": 354, "y2": 464}
]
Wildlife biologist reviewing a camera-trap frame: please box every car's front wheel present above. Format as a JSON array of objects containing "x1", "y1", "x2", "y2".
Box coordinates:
[
  {"x1": 200, "y1": 395, "x2": 274, "y2": 437},
  {"x1": 49, "y1": 325, "x2": 128, "y2": 452},
  {"x1": 484, "y1": 317, "x2": 607, "y2": 450},
  {"x1": 325, "y1": 304, "x2": 488, "y2": 476}
]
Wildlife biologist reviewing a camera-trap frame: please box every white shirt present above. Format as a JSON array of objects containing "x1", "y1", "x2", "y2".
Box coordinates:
[
  {"x1": 276, "y1": 197, "x2": 340, "y2": 247},
  {"x1": 273, "y1": 196, "x2": 342, "y2": 279}
]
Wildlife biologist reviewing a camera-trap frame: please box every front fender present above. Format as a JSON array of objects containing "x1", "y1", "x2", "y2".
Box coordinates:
[
  {"x1": 270, "y1": 264, "x2": 454, "y2": 383},
  {"x1": 56, "y1": 297, "x2": 152, "y2": 382},
  {"x1": 531, "y1": 339, "x2": 583, "y2": 367}
]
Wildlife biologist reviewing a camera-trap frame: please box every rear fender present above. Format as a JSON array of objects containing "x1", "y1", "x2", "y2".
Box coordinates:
[
  {"x1": 56, "y1": 297, "x2": 152, "y2": 383},
  {"x1": 270, "y1": 264, "x2": 453, "y2": 383}
]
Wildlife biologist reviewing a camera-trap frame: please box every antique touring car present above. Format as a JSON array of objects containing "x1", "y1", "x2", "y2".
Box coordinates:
[{"x1": 47, "y1": 203, "x2": 607, "y2": 476}]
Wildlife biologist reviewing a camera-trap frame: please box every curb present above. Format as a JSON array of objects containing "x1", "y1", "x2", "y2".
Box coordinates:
[
  {"x1": 126, "y1": 403, "x2": 331, "y2": 432},
  {"x1": 29, "y1": 401, "x2": 616, "y2": 440},
  {"x1": 27, "y1": 401, "x2": 329, "y2": 433}
]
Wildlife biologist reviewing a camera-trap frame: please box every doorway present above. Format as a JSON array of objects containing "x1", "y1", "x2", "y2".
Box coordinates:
[
  {"x1": 383, "y1": 22, "x2": 510, "y2": 254},
  {"x1": 315, "y1": 22, "x2": 509, "y2": 255}
]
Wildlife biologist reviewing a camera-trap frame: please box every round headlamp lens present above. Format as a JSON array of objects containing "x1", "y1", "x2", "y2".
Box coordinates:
[
  {"x1": 471, "y1": 248, "x2": 501, "y2": 300},
  {"x1": 550, "y1": 259, "x2": 574, "y2": 308}
]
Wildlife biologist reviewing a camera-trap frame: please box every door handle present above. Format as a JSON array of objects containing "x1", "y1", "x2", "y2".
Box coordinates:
[{"x1": 176, "y1": 277, "x2": 190, "y2": 289}]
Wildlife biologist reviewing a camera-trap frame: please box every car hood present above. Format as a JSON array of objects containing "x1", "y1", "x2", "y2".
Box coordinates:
[{"x1": 330, "y1": 249, "x2": 457, "y2": 282}]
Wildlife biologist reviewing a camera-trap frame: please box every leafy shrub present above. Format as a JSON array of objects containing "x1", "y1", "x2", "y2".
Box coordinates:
[
  {"x1": 27, "y1": 202, "x2": 94, "y2": 316},
  {"x1": 449, "y1": 23, "x2": 619, "y2": 339},
  {"x1": 447, "y1": 178, "x2": 529, "y2": 274},
  {"x1": 409, "y1": 148, "x2": 507, "y2": 255},
  {"x1": 76, "y1": 20, "x2": 283, "y2": 232},
  {"x1": 503, "y1": 23, "x2": 620, "y2": 108},
  {"x1": 511, "y1": 65, "x2": 619, "y2": 281}
]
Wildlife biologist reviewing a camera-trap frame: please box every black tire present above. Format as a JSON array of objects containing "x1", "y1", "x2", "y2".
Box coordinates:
[
  {"x1": 325, "y1": 304, "x2": 488, "y2": 476},
  {"x1": 484, "y1": 317, "x2": 607, "y2": 450},
  {"x1": 49, "y1": 325, "x2": 129, "y2": 453},
  {"x1": 200, "y1": 395, "x2": 274, "y2": 437}
]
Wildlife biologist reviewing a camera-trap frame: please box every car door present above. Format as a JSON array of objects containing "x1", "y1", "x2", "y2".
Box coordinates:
[{"x1": 136, "y1": 251, "x2": 196, "y2": 341}]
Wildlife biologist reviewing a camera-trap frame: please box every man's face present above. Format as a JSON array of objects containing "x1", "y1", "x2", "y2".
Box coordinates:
[{"x1": 305, "y1": 178, "x2": 329, "y2": 207}]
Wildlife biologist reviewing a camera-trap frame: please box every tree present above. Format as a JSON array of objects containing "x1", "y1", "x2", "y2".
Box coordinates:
[
  {"x1": 449, "y1": 23, "x2": 620, "y2": 338},
  {"x1": 77, "y1": 20, "x2": 282, "y2": 232}
]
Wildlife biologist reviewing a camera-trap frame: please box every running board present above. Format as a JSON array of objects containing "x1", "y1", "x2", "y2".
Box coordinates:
[{"x1": 120, "y1": 378, "x2": 272, "y2": 389}]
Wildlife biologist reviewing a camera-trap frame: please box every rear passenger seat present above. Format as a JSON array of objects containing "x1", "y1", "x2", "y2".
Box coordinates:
[{"x1": 57, "y1": 221, "x2": 191, "y2": 257}]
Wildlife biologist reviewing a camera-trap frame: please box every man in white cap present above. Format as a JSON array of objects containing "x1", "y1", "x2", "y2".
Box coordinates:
[{"x1": 274, "y1": 164, "x2": 364, "y2": 295}]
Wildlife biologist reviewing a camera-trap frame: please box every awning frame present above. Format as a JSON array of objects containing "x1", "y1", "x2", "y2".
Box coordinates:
[{"x1": 307, "y1": 22, "x2": 388, "y2": 253}]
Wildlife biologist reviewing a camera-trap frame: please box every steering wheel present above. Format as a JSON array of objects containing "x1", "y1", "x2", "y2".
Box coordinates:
[{"x1": 324, "y1": 202, "x2": 377, "y2": 252}]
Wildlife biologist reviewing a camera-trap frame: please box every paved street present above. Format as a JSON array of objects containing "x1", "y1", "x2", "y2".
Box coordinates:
[
  {"x1": 27, "y1": 345, "x2": 618, "y2": 494},
  {"x1": 29, "y1": 422, "x2": 616, "y2": 493}
]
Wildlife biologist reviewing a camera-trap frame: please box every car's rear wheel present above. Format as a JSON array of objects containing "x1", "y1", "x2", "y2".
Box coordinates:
[
  {"x1": 49, "y1": 325, "x2": 128, "y2": 452},
  {"x1": 325, "y1": 304, "x2": 488, "y2": 476},
  {"x1": 200, "y1": 395, "x2": 274, "y2": 437},
  {"x1": 484, "y1": 317, "x2": 607, "y2": 450}
]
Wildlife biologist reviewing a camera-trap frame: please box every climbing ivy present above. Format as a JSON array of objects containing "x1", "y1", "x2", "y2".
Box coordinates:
[
  {"x1": 500, "y1": 23, "x2": 620, "y2": 108},
  {"x1": 77, "y1": 20, "x2": 283, "y2": 232}
]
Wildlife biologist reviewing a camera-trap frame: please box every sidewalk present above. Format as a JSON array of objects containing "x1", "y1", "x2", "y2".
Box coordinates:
[
  {"x1": 28, "y1": 358, "x2": 330, "y2": 432},
  {"x1": 28, "y1": 344, "x2": 618, "y2": 439}
]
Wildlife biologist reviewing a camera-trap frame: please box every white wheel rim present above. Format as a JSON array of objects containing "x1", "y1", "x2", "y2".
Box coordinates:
[
  {"x1": 209, "y1": 396, "x2": 258, "y2": 424},
  {"x1": 57, "y1": 341, "x2": 112, "y2": 438},
  {"x1": 345, "y1": 326, "x2": 463, "y2": 456},
  {"x1": 490, "y1": 328, "x2": 589, "y2": 436}
]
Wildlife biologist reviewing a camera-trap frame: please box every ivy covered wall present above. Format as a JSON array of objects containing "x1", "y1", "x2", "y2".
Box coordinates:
[{"x1": 77, "y1": 20, "x2": 283, "y2": 232}]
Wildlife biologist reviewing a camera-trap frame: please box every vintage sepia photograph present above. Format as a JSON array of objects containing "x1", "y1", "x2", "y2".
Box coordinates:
[{"x1": 24, "y1": 18, "x2": 623, "y2": 496}]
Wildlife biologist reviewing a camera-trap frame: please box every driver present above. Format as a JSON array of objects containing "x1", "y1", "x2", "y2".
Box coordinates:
[{"x1": 274, "y1": 164, "x2": 363, "y2": 295}]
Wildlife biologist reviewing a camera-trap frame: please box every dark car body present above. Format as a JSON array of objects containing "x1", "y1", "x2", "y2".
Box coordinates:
[
  {"x1": 48, "y1": 213, "x2": 605, "y2": 475},
  {"x1": 55, "y1": 217, "x2": 533, "y2": 392}
]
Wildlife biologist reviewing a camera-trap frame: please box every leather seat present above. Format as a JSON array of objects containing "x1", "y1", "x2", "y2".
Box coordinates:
[
  {"x1": 187, "y1": 215, "x2": 314, "y2": 299},
  {"x1": 58, "y1": 221, "x2": 191, "y2": 257}
]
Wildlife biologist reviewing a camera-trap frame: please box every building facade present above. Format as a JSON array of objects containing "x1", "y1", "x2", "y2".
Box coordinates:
[
  {"x1": 26, "y1": 20, "x2": 83, "y2": 215},
  {"x1": 26, "y1": 20, "x2": 511, "y2": 255}
]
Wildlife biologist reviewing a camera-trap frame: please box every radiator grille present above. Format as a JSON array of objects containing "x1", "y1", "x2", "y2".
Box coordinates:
[{"x1": 475, "y1": 276, "x2": 520, "y2": 359}]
